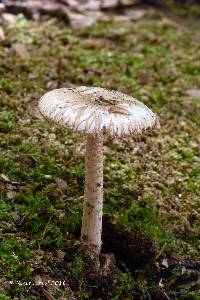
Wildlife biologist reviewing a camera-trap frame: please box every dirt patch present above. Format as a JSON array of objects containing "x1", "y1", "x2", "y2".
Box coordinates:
[
  {"x1": 102, "y1": 215, "x2": 156, "y2": 271},
  {"x1": 63, "y1": 242, "x2": 121, "y2": 300},
  {"x1": 73, "y1": 215, "x2": 156, "y2": 272}
]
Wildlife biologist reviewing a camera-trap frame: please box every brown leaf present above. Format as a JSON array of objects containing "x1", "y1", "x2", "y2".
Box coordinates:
[
  {"x1": 83, "y1": 67, "x2": 103, "y2": 75},
  {"x1": 139, "y1": 72, "x2": 150, "y2": 84},
  {"x1": 12, "y1": 43, "x2": 30, "y2": 60},
  {"x1": 40, "y1": 287, "x2": 56, "y2": 300},
  {"x1": 55, "y1": 250, "x2": 66, "y2": 262},
  {"x1": 171, "y1": 252, "x2": 185, "y2": 262}
]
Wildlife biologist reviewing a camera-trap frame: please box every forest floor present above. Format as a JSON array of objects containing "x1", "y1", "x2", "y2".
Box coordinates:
[{"x1": 0, "y1": 6, "x2": 200, "y2": 300}]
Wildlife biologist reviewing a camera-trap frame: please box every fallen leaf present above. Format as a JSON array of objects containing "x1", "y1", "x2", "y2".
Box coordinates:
[
  {"x1": 55, "y1": 250, "x2": 66, "y2": 262},
  {"x1": 12, "y1": 43, "x2": 30, "y2": 60},
  {"x1": 0, "y1": 173, "x2": 25, "y2": 187},
  {"x1": 171, "y1": 252, "x2": 185, "y2": 262},
  {"x1": 1, "y1": 221, "x2": 17, "y2": 232},
  {"x1": 161, "y1": 258, "x2": 169, "y2": 268},
  {"x1": 0, "y1": 173, "x2": 10, "y2": 183}
]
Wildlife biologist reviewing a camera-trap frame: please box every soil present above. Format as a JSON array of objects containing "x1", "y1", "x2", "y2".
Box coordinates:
[
  {"x1": 62, "y1": 216, "x2": 200, "y2": 299},
  {"x1": 102, "y1": 215, "x2": 156, "y2": 271}
]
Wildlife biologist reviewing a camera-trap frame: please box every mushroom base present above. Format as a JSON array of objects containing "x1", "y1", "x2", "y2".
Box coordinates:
[{"x1": 81, "y1": 133, "x2": 104, "y2": 255}]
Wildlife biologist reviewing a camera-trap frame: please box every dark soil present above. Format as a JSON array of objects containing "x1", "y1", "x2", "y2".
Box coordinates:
[
  {"x1": 64, "y1": 216, "x2": 200, "y2": 299},
  {"x1": 102, "y1": 215, "x2": 156, "y2": 271}
]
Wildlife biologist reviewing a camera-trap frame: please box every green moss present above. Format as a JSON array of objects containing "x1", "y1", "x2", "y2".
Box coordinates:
[
  {"x1": 112, "y1": 272, "x2": 134, "y2": 299},
  {"x1": 68, "y1": 256, "x2": 88, "y2": 299},
  {"x1": 0, "y1": 293, "x2": 12, "y2": 300},
  {"x1": 0, "y1": 111, "x2": 15, "y2": 132},
  {"x1": 1, "y1": 239, "x2": 35, "y2": 280}
]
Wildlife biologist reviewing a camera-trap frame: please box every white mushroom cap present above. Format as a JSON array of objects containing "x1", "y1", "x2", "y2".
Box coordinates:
[{"x1": 38, "y1": 86, "x2": 159, "y2": 137}]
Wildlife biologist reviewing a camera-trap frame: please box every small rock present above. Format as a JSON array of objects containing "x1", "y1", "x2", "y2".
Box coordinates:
[
  {"x1": 0, "y1": 3, "x2": 6, "y2": 11},
  {"x1": 80, "y1": 0, "x2": 101, "y2": 11},
  {"x1": 56, "y1": 178, "x2": 68, "y2": 191},
  {"x1": 1, "y1": 13, "x2": 17, "y2": 24},
  {"x1": 12, "y1": 206, "x2": 21, "y2": 222},
  {"x1": 69, "y1": 13, "x2": 96, "y2": 28},
  {"x1": 7, "y1": 190, "x2": 16, "y2": 199},
  {"x1": 121, "y1": 0, "x2": 139, "y2": 5},
  {"x1": 101, "y1": 0, "x2": 118, "y2": 9},
  {"x1": 34, "y1": 275, "x2": 43, "y2": 286},
  {"x1": 125, "y1": 8, "x2": 146, "y2": 21},
  {"x1": 186, "y1": 89, "x2": 200, "y2": 98},
  {"x1": 46, "y1": 80, "x2": 58, "y2": 89},
  {"x1": 113, "y1": 14, "x2": 131, "y2": 22},
  {"x1": 44, "y1": 175, "x2": 52, "y2": 179},
  {"x1": 0, "y1": 27, "x2": 5, "y2": 41},
  {"x1": 49, "y1": 133, "x2": 56, "y2": 141}
]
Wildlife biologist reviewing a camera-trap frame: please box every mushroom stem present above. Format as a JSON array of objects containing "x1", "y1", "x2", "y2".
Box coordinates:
[{"x1": 81, "y1": 132, "x2": 104, "y2": 255}]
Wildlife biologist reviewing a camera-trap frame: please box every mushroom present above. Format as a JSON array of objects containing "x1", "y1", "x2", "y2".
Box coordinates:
[{"x1": 38, "y1": 86, "x2": 159, "y2": 256}]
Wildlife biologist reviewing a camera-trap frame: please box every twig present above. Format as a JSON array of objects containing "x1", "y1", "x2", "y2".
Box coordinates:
[
  {"x1": 0, "y1": 173, "x2": 25, "y2": 186},
  {"x1": 41, "y1": 217, "x2": 51, "y2": 240},
  {"x1": 40, "y1": 286, "x2": 56, "y2": 300},
  {"x1": 163, "y1": 291, "x2": 172, "y2": 300},
  {"x1": 83, "y1": 67, "x2": 103, "y2": 75},
  {"x1": 156, "y1": 242, "x2": 167, "y2": 260}
]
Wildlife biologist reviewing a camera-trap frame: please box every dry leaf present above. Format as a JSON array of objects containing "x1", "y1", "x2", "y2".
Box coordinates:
[
  {"x1": 12, "y1": 43, "x2": 30, "y2": 60},
  {"x1": 161, "y1": 258, "x2": 169, "y2": 268},
  {"x1": 171, "y1": 252, "x2": 185, "y2": 262}
]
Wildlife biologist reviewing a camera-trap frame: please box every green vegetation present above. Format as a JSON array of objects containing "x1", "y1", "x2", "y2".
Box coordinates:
[{"x1": 0, "y1": 11, "x2": 199, "y2": 299}]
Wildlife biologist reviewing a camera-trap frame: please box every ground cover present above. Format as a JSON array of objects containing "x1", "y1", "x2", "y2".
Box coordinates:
[{"x1": 0, "y1": 10, "x2": 200, "y2": 299}]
